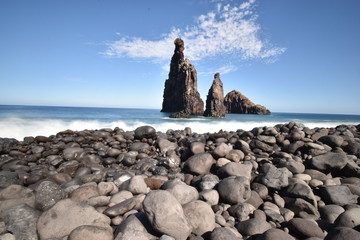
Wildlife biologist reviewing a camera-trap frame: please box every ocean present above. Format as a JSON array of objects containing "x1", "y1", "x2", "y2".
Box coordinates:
[{"x1": 1, "y1": 105, "x2": 360, "y2": 140}]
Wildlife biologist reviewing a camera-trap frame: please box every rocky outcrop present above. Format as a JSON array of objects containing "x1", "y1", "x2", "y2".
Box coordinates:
[
  {"x1": 224, "y1": 90, "x2": 270, "y2": 115},
  {"x1": 204, "y1": 73, "x2": 226, "y2": 118},
  {"x1": 161, "y1": 38, "x2": 204, "y2": 117}
]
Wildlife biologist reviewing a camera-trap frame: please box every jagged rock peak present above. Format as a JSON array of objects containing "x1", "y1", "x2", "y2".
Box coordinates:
[
  {"x1": 161, "y1": 38, "x2": 204, "y2": 117},
  {"x1": 224, "y1": 90, "x2": 271, "y2": 115},
  {"x1": 204, "y1": 73, "x2": 226, "y2": 118}
]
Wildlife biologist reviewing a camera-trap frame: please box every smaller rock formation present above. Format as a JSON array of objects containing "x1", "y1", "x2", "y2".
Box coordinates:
[
  {"x1": 224, "y1": 90, "x2": 270, "y2": 115},
  {"x1": 204, "y1": 73, "x2": 226, "y2": 118}
]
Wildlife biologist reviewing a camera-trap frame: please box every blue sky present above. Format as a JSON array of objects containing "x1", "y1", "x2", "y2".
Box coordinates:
[{"x1": 1, "y1": 0, "x2": 359, "y2": 114}]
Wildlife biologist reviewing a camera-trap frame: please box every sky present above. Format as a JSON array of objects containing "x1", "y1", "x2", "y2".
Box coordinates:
[{"x1": 1, "y1": 0, "x2": 360, "y2": 114}]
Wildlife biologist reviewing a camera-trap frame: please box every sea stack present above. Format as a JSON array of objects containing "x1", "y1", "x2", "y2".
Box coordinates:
[
  {"x1": 161, "y1": 38, "x2": 204, "y2": 118},
  {"x1": 204, "y1": 73, "x2": 226, "y2": 118},
  {"x1": 224, "y1": 90, "x2": 271, "y2": 115}
]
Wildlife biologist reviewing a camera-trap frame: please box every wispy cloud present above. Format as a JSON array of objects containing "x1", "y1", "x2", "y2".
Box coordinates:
[
  {"x1": 104, "y1": 0, "x2": 285, "y2": 64},
  {"x1": 198, "y1": 64, "x2": 238, "y2": 76}
]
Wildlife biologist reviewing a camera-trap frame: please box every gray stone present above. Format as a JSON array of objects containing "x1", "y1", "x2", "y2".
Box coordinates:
[
  {"x1": 318, "y1": 135, "x2": 344, "y2": 148},
  {"x1": 214, "y1": 143, "x2": 233, "y2": 158},
  {"x1": 261, "y1": 165, "x2": 291, "y2": 190},
  {"x1": 104, "y1": 196, "x2": 141, "y2": 217},
  {"x1": 228, "y1": 203, "x2": 256, "y2": 221},
  {"x1": 3, "y1": 204, "x2": 40, "y2": 240},
  {"x1": 63, "y1": 147, "x2": 85, "y2": 161},
  {"x1": 199, "y1": 189, "x2": 219, "y2": 206},
  {"x1": 129, "y1": 142, "x2": 151, "y2": 152},
  {"x1": 184, "y1": 153, "x2": 215, "y2": 175},
  {"x1": 277, "y1": 158, "x2": 305, "y2": 174},
  {"x1": 310, "y1": 152, "x2": 348, "y2": 173},
  {"x1": 166, "y1": 184, "x2": 199, "y2": 205},
  {"x1": 334, "y1": 207, "x2": 360, "y2": 228},
  {"x1": 209, "y1": 227, "x2": 243, "y2": 240},
  {"x1": 235, "y1": 217, "x2": 272, "y2": 236},
  {"x1": 288, "y1": 218, "x2": 325, "y2": 239},
  {"x1": 0, "y1": 185, "x2": 36, "y2": 218},
  {"x1": 115, "y1": 213, "x2": 157, "y2": 240},
  {"x1": 257, "y1": 228, "x2": 295, "y2": 240},
  {"x1": 320, "y1": 205, "x2": 345, "y2": 224},
  {"x1": 320, "y1": 185, "x2": 358, "y2": 206},
  {"x1": 0, "y1": 233, "x2": 16, "y2": 240},
  {"x1": 218, "y1": 176, "x2": 251, "y2": 204},
  {"x1": 324, "y1": 227, "x2": 360, "y2": 240},
  {"x1": 225, "y1": 149, "x2": 244, "y2": 162},
  {"x1": 69, "y1": 225, "x2": 113, "y2": 240},
  {"x1": 158, "y1": 138, "x2": 178, "y2": 154},
  {"x1": 283, "y1": 181, "x2": 317, "y2": 207},
  {"x1": 143, "y1": 190, "x2": 191, "y2": 240},
  {"x1": 190, "y1": 142, "x2": 205, "y2": 154},
  {"x1": 125, "y1": 175, "x2": 149, "y2": 195},
  {"x1": 35, "y1": 180, "x2": 67, "y2": 211},
  {"x1": 183, "y1": 200, "x2": 216, "y2": 236},
  {"x1": 37, "y1": 199, "x2": 111, "y2": 239},
  {"x1": 198, "y1": 174, "x2": 219, "y2": 191},
  {"x1": 0, "y1": 171, "x2": 19, "y2": 188},
  {"x1": 134, "y1": 126, "x2": 157, "y2": 139},
  {"x1": 217, "y1": 162, "x2": 252, "y2": 179}
]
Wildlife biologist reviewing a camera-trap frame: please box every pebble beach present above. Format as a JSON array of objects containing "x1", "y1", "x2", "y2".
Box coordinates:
[{"x1": 1, "y1": 122, "x2": 360, "y2": 240}]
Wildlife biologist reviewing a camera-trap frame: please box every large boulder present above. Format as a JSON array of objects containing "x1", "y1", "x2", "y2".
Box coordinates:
[
  {"x1": 224, "y1": 90, "x2": 270, "y2": 115},
  {"x1": 204, "y1": 73, "x2": 226, "y2": 118},
  {"x1": 184, "y1": 153, "x2": 215, "y2": 175},
  {"x1": 142, "y1": 190, "x2": 191, "y2": 240},
  {"x1": 37, "y1": 199, "x2": 111, "y2": 239},
  {"x1": 218, "y1": 176, "x2": 251, "y2": 204},
  {"x1": 309, "y1": 152, "x2": 348, "y2": 173},
  {"x1": 161, "y1": 38, "x2": 204, "y2": 116},
  {"x1": 183, "y1": 200, "x2": 216, "y2": 236}
]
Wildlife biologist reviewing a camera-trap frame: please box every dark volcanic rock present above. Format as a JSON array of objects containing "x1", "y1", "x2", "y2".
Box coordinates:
[
  {"x1": 204, "y1": 73, "x2": 226, "y2": 118},
  {"x1": 224, "y1": 90, "x2": 270, "y2": 115},
  {"x1": 161, "y1": 38, "x2": 204, "y2": 116}
]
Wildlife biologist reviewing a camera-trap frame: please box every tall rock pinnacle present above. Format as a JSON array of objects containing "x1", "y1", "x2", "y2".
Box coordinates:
[
  {"x1": 204, "y1": 73, "x2": 226, "y2": 118},
  {"x1": 161, "y1": 38, "x2": 204, "y2": 117}
]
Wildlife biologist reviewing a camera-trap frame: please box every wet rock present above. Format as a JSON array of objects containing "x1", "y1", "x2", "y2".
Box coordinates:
[{"x1": 135, "y1": 126, "x2": 157, "y2": 140}]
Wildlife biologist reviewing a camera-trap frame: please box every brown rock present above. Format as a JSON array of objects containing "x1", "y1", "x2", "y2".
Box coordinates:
[{"x1": 224, "y1": 90, "x2": 270, "y2": 115}]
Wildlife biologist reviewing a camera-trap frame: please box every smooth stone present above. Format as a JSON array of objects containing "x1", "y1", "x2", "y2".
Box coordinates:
[
  {"x1": 320, "y1": 185, "x2": 358, "y2": 206},
  {"x1": 0, "y1": 171, "x2": 19, "y2": 188},
  {"x1": 129, "y1": 142, "x2": 151, "y2": 152},
  {"x1": 228, "y1": 203, "x2": 256, "y2": 221},
  {"x1": 125, "y1": 175, "x2": 149, "y2": 195},
  {"x1": 257, "y1": 228, "x2": 295, "y2": 240},
  {"x1": 209, "y1": 227, "x2": 243, "y2": 240},
  {"x1": 218, "y1": 176, "x2": 251, "y2": 204},
  {"x1": 251, "y1": 183, "x2": 269, "y2": 200},
  {"x1": 246, "y1": 190, "x2": 264, "y2": 209},
  {"x1": 69, "y1": 225, "x2": 113, "y2": 240},
  {"x1": 85, "y1": 196, "x2": 111, "y2": 207},
  {"x1": 261, "y1": 165, "x2": 292, "y2": 190},
  {"x1": 277, "y1": 159, "x2": 305, "y2": 174},
  {"x1": 157, "y1": 138, "x2": 178, "y2": 154},
  {"x1": 114, "y1": 213, "x2": 157, "y2": 240},
  {"x1": 190, "y1": 142, "x2": 205, "y2": 154},
  {"x1": 334, "y1": 207, "x2": 360, "y2": 228},
  {"x1": 70, "y1": 185, "x2": 99, "y2": 202},
  {"x1": 324, "y1": 227, "x2": 360, "y2": 240},
  {"x1": 97, "y1": 182, "x2": 115, "y2": 196},
  {"x1": 35, "y1": 180, "x2": 67, "y2": 211},
  {"x1": 107, "y1": 148, "x2": 122, "y2": 157},
  {"x1": 109, "y1": 190, "x2": 133, "y2": 205},
  {"x1": 183, "y1": 200, "x2": 216, "y2": 236},
  {"x1": 3, "y1": 204, "x2": 40, "y2": 240},
  {"x1": 184, "y1": 153, "x2": 215, "y2": 175},
  {"x1": 134, "y1": 126, "x2": 156, "y2": 139},
  {"x1": 37, "y1": 199, "x2": 111, "y2": 239},
  {"x1": 0, "y1": 233, "x2": 16, "y2": 240},
  {"x1": 104, "y1": 196, "x2": 142, "y2": 217},
  {"x1": 198, "y1": 174, "x2": 220, "y2": 191},
  {"x1": 309, "y1": 152, "x2": 348, "y2": 173},
  {"x1": 320, "y1": 205, "x2": 345, "y2": 224},
  {"x1": 143, "y1": 190, "x2": 191, "y2": 240},
  {"x1": 214, "y1": 143, "x2": 233, "y2": 158},
  {"x1": 283, "y1": 181, "x2": 317, "y2": 207},
  {"x1": 318, "y1": 135, "x2": 344, "y2": 148},
  {"x1": 225, "y1": 149, "x2": 244, "y2": 162},
  {"x1": 0, "y1": 185, "x2": 36, "y2": 218},
  {"x1": 217, "y1": 162, "x2": 252, "y2": 179},
  {"x1": 199, "y1": 189, "x2": 219, "y2": 206},
  {"x1": 166, "y1": 184, "x2": 199, "y2": 205},
  {"x1": 235, "y1": 217, "x2": 272, "y2": 236},
  {"x1": 63, "y1": 147, "x2": 85, "y2": 161},
  {"x1": 288, "y1": 218, "x2": 324, "y2": 239}
]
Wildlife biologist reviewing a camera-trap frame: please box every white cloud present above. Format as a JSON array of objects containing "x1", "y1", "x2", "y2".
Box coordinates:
[
  {"x1": 104, "y1": 0, "x2": 285, "y2": 63},
  {"x1": 198, "y1": 64, "x2": 238, "y2": 76}
]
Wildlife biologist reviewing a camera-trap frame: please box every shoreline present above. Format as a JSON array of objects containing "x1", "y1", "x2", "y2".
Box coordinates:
[{"x1": 0, "y1": 122, "x2": 360, "y2": 239}]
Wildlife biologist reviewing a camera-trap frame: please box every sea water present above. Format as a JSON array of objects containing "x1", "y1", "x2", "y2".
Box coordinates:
[{"x1": 0, "y1": 105, "x2": 360, "y2": 140}]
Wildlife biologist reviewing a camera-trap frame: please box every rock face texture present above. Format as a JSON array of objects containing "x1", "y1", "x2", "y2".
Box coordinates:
[
  {"x1": 161, "y1": 38, "x2": 204, "y2": 117},
  {"x1": 204, "y1": 73, "x2": 227, "y2": 118},
  {"x1": 224, "y1": 90, "x2": 270, "y2": 115}
]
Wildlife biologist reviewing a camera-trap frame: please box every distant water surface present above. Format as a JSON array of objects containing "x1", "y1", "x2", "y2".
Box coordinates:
[{"x1": 0, "y1": 105, "x2": 359, "y2": 140}]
